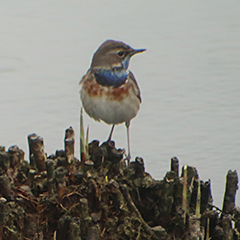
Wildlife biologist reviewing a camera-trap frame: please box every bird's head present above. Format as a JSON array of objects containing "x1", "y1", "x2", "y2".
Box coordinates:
[{"x1": 90, "y1": 40, "x2": 146, "y2": 70}]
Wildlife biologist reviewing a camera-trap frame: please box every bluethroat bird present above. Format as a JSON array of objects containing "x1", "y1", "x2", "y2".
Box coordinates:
[{"x1": 79, "y1": 40, "x2": 145, "y2": 162}]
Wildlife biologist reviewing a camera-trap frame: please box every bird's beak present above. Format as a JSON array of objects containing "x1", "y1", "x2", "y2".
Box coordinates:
[{"x1": 130, "y1": 48, "x2": 146, "y2": 57}]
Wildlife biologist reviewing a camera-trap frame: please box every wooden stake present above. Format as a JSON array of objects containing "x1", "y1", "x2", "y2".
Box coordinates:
[
  {"x1": 27, "y1": 134, "x2": 46, "y2": 172},
  {"x1": 64, "y1": 126, "x2": 75, "y2": 163}
]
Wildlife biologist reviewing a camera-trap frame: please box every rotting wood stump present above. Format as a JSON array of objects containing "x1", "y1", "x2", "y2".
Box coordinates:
[{"x1": 0, "y1": 126, "x2": 239, "y2": 240}]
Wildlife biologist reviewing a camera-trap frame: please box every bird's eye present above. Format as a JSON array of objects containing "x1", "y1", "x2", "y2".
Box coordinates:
[{"x1": 117, "y1": 51, "x2": 125, "y2": 57}]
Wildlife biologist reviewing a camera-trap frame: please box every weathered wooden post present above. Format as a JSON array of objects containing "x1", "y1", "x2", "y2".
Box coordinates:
[
  {"x1": 64, "y1": 126, "x2": 75, "y2": 163},
  {"x1": 171, "y1": 156, "x2": 179, "y2": 177},
  {"x1": 221, "y1": 170, "x2": 238, "y2": 240},
  {"x1": 222, "y1": 170, "x2": 238, "y2": 215},
  {"x1": 8, "y1": 145, "x2": 24, "y2": 169},
  {"x1": 28, "y1": 134, "x2": 46, "y2": 172}
]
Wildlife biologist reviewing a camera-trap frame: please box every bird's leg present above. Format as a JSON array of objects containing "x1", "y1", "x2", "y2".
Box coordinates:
[
  {"x1": 107, "y1": 124, "x2": 115, "y2": 142},
  {"x1": 125, "y1": 121, "x2": 131, "y2": 164}
]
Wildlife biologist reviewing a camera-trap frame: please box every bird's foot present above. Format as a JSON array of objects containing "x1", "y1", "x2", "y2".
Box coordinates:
[{"x1": 125, "y1": 153, "x2": 131, "y2": 166}]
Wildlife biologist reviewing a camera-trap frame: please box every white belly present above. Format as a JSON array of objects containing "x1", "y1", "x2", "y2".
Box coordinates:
[{"x1": 80, "y1": 88, "x2": 140, "y2": 125}]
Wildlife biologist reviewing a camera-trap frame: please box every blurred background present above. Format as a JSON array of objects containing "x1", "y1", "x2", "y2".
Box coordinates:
[{"x1": 0, "y1": 0, "x2": 239, "y2": 207}]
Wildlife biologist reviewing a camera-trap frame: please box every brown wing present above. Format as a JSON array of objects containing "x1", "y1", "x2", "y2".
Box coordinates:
[{"x1": 128, "y1": 71, "x2": 141, "y2": 103}]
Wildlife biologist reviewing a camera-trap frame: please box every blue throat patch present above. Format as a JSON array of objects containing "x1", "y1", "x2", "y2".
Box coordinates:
[{"x1": 94, "y1": 68, "x2": 128, "y2": 87}]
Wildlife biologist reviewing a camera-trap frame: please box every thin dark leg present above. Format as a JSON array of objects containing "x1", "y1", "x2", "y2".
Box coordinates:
[
  {"x1": 107, "y1": 124, "x2": 115, "y2": 142},
  {"x1": 125, "y1": 121, "x2": 131, "y2": 164}
]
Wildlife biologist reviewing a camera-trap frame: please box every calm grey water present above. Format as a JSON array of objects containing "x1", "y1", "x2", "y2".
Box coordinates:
[{"x1": 1, "y1": 0, "x2": 240, "y2": 207}]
